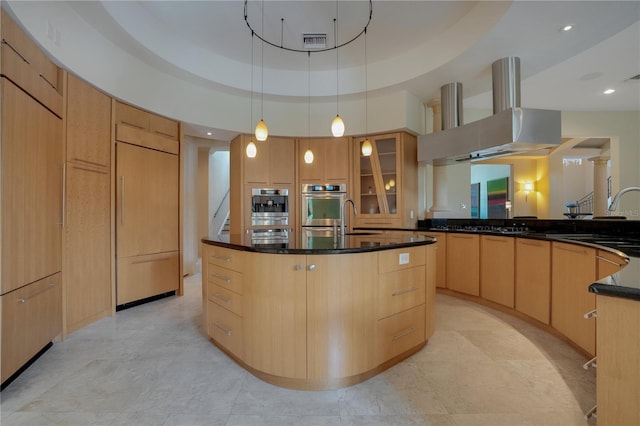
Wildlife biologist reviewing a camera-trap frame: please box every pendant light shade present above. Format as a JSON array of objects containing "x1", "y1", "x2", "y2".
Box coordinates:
[
  {"x1": 331, "y1": 114, "x2": 345, "y2": 137},
  {"x1": 361, "y1": 139, "x2": 372, "y2": 156},
  {"x1": 304, "y1": 148, "x2": 314, "y2": 164},
  {"x1": 246, "y1": 140, "x2": 257, "y2": 158},
  {"x1": 255, "y1": 119, "x2": 268, "y2": 141}
]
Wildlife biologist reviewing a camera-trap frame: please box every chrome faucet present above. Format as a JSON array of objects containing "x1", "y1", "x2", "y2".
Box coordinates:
[
  {"x1": 341, "y1": 199, "x2": 358, "y2": 235},
  {"x1": 608, "y1": 186, "x2": 640, "y2": 212}
]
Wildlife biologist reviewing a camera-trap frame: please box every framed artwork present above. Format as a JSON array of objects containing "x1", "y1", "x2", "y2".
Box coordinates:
[
  {"x1": 470, "y1": 182, "x2": 480, "y2": 218},
  {"x1": 487, "y1": 177, "x2": 508, "y2": 219}
]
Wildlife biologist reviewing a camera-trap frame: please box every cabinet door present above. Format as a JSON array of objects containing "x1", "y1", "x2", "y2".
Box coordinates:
[
  {"x1": 64, "y1": 163, "x2": 111, "y2": 332},
  {"x1": 66, "y1": 74, "x2": 111, "y2": 167},
  {"x1": 480, "y1": 235, "x2": 515, "y2": 307},
  {"x1": 1, "y1": 79, "x2": 62, "y2": 294},
  {"x1": 269, "y1": 137, "x2": 295, "y2": 185},
  {"x1": 551, "y1": 242, "x2": 596, "y2": 355},
  {"x1": 446, "y1": 234, "x2": 480, "y2": 296},
  {"x1": 242, "y1": 137, "x2": 270, "y2": 185},
  {"x1": 324, "y1": 137, "x2": 349, "y2": 182},
  {"x1": 307, "y1": 252, "x2": 376, "y2": 379},
  {"x1": 242, "y1": 252, "x2": 307, "y2": 378},
  {"x1": 116, "y1": 143, "x2": 179, "y2": 257},
  {"x1": 422, "y1": 232, "x2": 447, "y2": 288},
  {"x1": 596, "y1": 249, "x2": 626, "y2": 280},
  {"x1": 515, "y1": 238, "x2": 551, "y2": 324},
  {"x1": 298, "y1": 138, "x2": 325, "y2": 183}
]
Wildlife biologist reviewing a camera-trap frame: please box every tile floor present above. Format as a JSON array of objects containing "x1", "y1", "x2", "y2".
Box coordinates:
[{"x1": 1, "y1": 274, "x2": 597, "y2": 425}]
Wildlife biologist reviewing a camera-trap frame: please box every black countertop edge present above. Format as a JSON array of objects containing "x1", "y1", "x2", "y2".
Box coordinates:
[
  {"x1": 201, "y1": 236, "x2": 436, "y2": 255},
  {"x1": 589, "y1": 283, "x2": 640, "y2": 301}
]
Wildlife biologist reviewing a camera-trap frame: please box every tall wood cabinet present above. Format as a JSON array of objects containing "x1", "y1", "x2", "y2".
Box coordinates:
[
  {"x1": 1, "y1": 10, "x2": 63, "y2": 383},
  {"x1": 352, "y1": 132, "x2": 417, "y2": 228},
  {"x1": 446, "y1": 233, "x2": 480, "y2": 296},
  {"x1": 480, "y1": 235, "x2": 515, "y2": 308},
  {"x1": 115, "y1": 101, "x2": 181, "y2": 306},
  {"x1": 514, "y1": 238, "x2": 551, "y2": 324},
  {"x1": 230, "y1": 134, "x2": 296, "y2": 234},
  {"x1": 63, "y1": 74, "x2": 112, "y2": 333},
  {"x1": 297, "y1": 137, "x2": 350, "y2": 184}
]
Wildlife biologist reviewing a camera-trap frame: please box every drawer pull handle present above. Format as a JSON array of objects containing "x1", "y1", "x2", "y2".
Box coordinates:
[
  {"x1": 212, "y1": 254, "x2": 231, "y2": 262},
  {"x1": 39, "y1": 73, "x2": 57, "y2": 90},
  {"x1": 583, "y1": 357, "x2": 597, "y2": 370},
  {"x1": 584, "y1": 405, "x2": 597, "y2": 420},
  {"x1": 556, "y1": 245, "x2": 587, "y2": 255},
  {"x1": 213, "y1": 293, "x2": 231, "y2": 305},
  {"x1": 154, "y1": 130, "x2": 176, "y2": 138},
  {"x1": 131, "y1": 255, "x2": 173, "y2": 264},
  {"x1": 392, "y1": 327, "x2": 417, "y2": 341},
  {"x1": 485, "y1": 237, "x2": 508, "y2": 242},
  {"x1": 596, "y1": 255, "x2": 625, "y2": 267},
  {"x1": 17, "y1": 282, "x2": 57, "y2": 303},
  {"x1": 392, "y1": 287, "x2": 418, "y2": 297},
  {"x1": 72, "y1": 158, "x2": 107, "y2": 167},
  {"x1": 583, "y1": 309, "x2": 597, "y2": 319},
  {"x1": 71, "y1": 165, "x2": 109, "y2": 175},
  {"x1": 212, "y1": 273, "x2": 231, "y2": 283},
  {"x1": 2, "y1": 39, "x2": 30, "y2": 64},
  {"x1": 308, "y1": 264, "x2": 316, "y2": 271},
  {"x1": 120, "y1": 121, "x2": 146, "y2": 130},
  {"x1": 519, "y1": 240, "x2": 544, "y2": 247},
  {"x1": 214, "y1": 322, "x2": 233, "y2": 337}
]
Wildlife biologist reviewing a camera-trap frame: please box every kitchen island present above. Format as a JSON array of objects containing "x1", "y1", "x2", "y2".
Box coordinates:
[{"x1": 201, "y1": 233, "x2": 436, "y2": 390}]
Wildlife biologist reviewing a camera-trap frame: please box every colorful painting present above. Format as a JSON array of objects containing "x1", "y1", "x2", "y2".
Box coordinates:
[
  {"x1": 487, "y1": 177, "x2": 508, "y2": 219},
  {"x1": 470, "y1": 182, "x2": 480, "y2": 218}
]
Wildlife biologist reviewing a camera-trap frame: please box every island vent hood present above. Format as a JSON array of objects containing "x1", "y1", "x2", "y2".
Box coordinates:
[{"x1": 418, "y1": 57, "x2": 561, "y2": 165}]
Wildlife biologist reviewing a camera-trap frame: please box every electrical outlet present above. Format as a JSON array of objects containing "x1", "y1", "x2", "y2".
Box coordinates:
[{"x1": 399, "y1": 252, "x2": 409, "y2": 265}]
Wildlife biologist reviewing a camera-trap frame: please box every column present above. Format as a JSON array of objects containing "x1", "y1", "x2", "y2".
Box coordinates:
[{"x1": 591, "y1": 157, "x2": 609, "y2": 217}]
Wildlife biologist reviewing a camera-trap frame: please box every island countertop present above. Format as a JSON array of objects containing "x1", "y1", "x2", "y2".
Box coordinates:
[{"x1": 202, "y1": 232, "x2": 435, "y2": 255}]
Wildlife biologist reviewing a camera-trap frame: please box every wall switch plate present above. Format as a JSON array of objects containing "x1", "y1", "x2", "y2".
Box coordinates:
[{"x1": 399, "y1": 252, "x2": 409, "y2": 265}]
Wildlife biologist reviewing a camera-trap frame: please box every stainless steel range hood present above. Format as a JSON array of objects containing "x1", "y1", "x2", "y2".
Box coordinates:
[{"x1": 418, "y1": 57, "x2": 561, "y2": 165}]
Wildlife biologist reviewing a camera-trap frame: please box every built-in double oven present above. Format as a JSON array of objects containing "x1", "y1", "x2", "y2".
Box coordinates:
[{"x1": 250, "y1": 188, "x2": 289, "y2": 244}]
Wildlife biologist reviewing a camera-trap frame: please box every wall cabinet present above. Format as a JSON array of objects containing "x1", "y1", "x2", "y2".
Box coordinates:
[
  {"x1": 230, "y1": 134, "x2": 296, "y2": 234},
  {"x1": 352, "y1": 133, "x2": 417, "y2": 229},
  {"x1": 63, "y1": 74, "x2": 112, "y2": 334},
  {"x1": 514, "y1": 238, "x2": 551, "y2": 324},
  {"x1": 551, "y1": 242, "x2": 596, "y2": 355},
  {"x1": 298, "y1": 137, "x2": 350, "y2": 184},
  {"x1": 480, "y1": 235, "x2": 515, "y2": 308},
  {"x1": 115, "y1": 104, "x2": 181, "y2": 306},
  {"x1": 446, "y1": 233, "x2": 480, "y2": 296}
]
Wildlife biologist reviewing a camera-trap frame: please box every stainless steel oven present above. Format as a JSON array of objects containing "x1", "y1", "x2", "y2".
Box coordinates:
[
  {"x1": 301, "y1": 183, "x2": 347, "y2": 228},
  {"x1": 251, "y1": 188, "x2": 288, "y2": 227}
]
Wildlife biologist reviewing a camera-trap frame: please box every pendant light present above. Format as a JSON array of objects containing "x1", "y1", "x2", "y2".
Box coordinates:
[
  {"x1": 331, "y1": 9, "x2": 345, "y2": 137},
  {"x1": 361, "y1": 28, "x2": 372, "y2": 156},
  {"x1": 246, "y1": 31, "x2": 257, "y2": 158},
  {"x1": 255, "y1": 0, "x2": 268, "y2": 141},
  {"x1": 304, "y1": 52, "x2": 314, "y2": 164}
]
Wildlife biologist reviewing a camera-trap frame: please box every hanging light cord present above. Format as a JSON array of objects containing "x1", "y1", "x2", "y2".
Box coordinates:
[
  {"x1": 364, "y1": 28, "x2": 368, "y2": 138},
  {"x1": 334, "y1": 13, "x2": 339, "y2": 115},
  {"x1": 260, "y1": 0, "x2": 265, "y2": 121},
  {"x1": 308, "y1": 51, "x2": 311, "y2": 139},
  {"x1": 250, "y1": 31, "x2": 254, "y2": 132}
]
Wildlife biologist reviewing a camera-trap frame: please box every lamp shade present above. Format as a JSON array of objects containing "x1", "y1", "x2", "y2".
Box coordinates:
[
  {"x1": 255, "y1": 119, "x2": 268, "y2": 141},
  {"x1": 304, "y1": 148, "x2": 314, "y2": 164},
  {"x1": 361, "y1": 139, "x2": 372, "y2": 156},
  {"x1": 246, "y1": 140, "x2": 257, "y2": 158},
  {"x1": 331, "y1": 115, "x2": 345, "y2": 137}
]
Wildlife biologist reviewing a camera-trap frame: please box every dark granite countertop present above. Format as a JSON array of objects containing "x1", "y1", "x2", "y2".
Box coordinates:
[{"x1": 202, "y1": 232, "x2": 435, "y2": 255}]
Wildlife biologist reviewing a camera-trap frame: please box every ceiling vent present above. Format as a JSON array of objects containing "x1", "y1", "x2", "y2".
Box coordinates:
[{"x1": 303, "y1": 33, "x2": 327, "y2": 49}]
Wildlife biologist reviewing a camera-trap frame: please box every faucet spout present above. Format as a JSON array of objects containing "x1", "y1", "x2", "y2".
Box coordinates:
[
  {"x1": 608, "y1": 186, "x2": 640, "y2": 212},
  {"x1": 341, "y1": 199, "x2": 358, "y2": 235}
]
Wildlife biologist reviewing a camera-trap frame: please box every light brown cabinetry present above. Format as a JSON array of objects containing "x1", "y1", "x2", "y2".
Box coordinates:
[
  {"x1": 551, "y1": 242, "x2": 596, "y2": 355},
  {"x1": 203, "y1": 245, "x2": 245, "y2": 359},
  {"x1": 595, "y1": 295, "x2": 640, "y2": 426},
  {"x1": 514, "y1": 238, "x2": 551, "y2": 324},
  {"x1": 480, "y1": 235, "x2": 515, "y2": 308},
  {"x1": 596, "y1": 249, "x2": 626, "y2": 280},
  {"x1": 298, "y1": 137, "x2": 350, "y2": 183},
  {"x1": 446, "y1": 233, "x2": 480, "y2": 296},
  {"x1": 421, "y1": 232, "x2": 447, "y2": 288},
  {"x1": 1, "y1": 273, "x2": 62, "y2": 382},
  {"x1": 230, "y1": 134, "x2": 296, "y2": 234},
  {"x1": 115, "y1": 104, "x2": 181, "y2": 306},
  {"x1": 353, "y1": 133, "x2": 417, "y2": 229},
  {"x1": 63, "y1": 74, "x2": 112, "y2": 333}
]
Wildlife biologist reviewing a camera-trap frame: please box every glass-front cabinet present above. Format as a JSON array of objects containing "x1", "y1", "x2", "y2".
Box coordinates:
[{"x1": 353, "y1": 132, "x2": 417, "y2": 228}]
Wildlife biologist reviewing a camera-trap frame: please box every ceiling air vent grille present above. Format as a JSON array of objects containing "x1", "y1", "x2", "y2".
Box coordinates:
[{"x1": 303, "y1": 33, "x2": 327, "y2": 49}]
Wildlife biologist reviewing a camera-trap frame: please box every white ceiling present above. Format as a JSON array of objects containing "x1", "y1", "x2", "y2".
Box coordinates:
[{"x1": 9, "y1": 1, "x2": 640, "y2": 140}]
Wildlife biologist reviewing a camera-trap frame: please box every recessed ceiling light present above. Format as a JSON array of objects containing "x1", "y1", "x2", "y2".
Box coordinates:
[
  {"x1": 603, "y1": 89, "x2": 615, "y2": 95},
  {"x1": 206, "y1": 131, "x2": 212, "y2": 136},
  {"x1": 561, "y1": 24, "x2": 573, "y2": 32}
]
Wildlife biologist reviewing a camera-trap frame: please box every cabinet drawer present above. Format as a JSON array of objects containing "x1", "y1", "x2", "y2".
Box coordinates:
[
  {"x1": 207, "y1": 246, "x2": 244, "y2": 273},
  {"x1": 378, "y1": 246, "x2": 426, "y2": 273},
  {"x1": 149, "y1": 114, "x2": 179, "y2": 140},
  {"x1": 116, "y1": 251, "x2": 179, "y2": 305},
  {"x1": 115, "y1": 101, "x2": 149, "y2": 131},
  {"x1": 208, "y1": 265, "x2": 243, "y2": 294},
  {"x1": 208, "y1": 300, "x2": 243, "y2": 358},
  {"x1": 1, "y1": 273, "x2": 62, "y2": 382},
  {"x1": 355, "y1": 217, "x2": 402, "y2": 229},
  {"x1": 378, "y1": 266, "x2": 426, "y2": 319},
  {"x1": 208, "y1": 282, "x2": 243, "y2": 316},
  {"x1": 376, "y1": 304, "x2": 425, "y2": 365}
]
